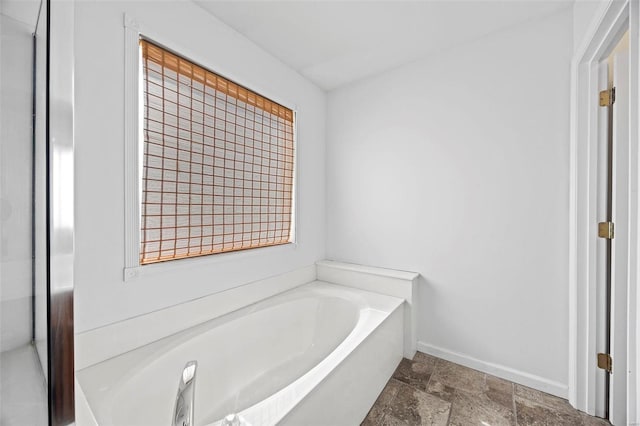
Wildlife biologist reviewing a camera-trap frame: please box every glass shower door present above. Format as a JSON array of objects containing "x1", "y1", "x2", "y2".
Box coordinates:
[{"x1": 1, "y1": 0, "x2": 50, "y2": 424}]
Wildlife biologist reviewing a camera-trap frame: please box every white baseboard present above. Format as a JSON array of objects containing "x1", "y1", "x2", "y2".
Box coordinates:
[{"x1": 417, "y1": 341, "x2": 568, "y2": 399}]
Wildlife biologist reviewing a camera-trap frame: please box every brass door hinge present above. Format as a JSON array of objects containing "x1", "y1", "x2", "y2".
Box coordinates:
[
  {"x1": 598, "y1": 221, "x2": 614, "y2": 239},
  {"x1": 600, "y1": 88, "x2": 616, "y2": 106},
  {"x1": 597, "y1": 353, "x2": 612, "y2": 372}
]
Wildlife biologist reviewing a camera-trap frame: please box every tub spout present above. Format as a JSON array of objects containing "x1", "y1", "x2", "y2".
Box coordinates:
[
  {"x1": 172, "y1": 361, "x2": 197, "y2": 426},
  {"x1": 222, "y1": 413, "x2": 241, "y2": 426}
]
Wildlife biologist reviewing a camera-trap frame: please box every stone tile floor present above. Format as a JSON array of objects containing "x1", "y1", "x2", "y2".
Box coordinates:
[{"x1": 362, "y1": 352, "x2": 611, "y2": 426}]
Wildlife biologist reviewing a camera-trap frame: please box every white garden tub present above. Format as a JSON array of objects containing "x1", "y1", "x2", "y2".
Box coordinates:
[{"x1": 76, "y1": 281, "x2": 404, "y2": 426}]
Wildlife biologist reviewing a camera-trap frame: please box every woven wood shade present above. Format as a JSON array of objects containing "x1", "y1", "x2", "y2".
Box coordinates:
[{"x1": 140, "y1": 40, "x2": 294, "y2": 265}]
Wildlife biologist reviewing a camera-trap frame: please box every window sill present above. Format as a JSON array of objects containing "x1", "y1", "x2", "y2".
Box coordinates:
[{"x1": 123, "y1": 242, "x2": 298, "y2": 282}]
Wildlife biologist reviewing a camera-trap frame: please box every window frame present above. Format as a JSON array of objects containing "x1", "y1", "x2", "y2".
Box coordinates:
[{"x1": 123, "y1": 14, "x2": 298, "y2": 281}]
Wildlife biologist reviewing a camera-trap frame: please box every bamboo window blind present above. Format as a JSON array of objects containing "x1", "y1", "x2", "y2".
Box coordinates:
[{"x1": 140, "y1": 40, "x2": 295, "y2": 265}]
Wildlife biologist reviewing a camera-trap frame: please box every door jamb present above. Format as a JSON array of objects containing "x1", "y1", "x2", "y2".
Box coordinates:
[{"x1": 569, "y1": 1, "x2": 639, "y2": 423}]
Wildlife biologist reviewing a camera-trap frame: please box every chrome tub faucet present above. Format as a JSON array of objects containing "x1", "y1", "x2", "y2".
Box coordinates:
[{"x1": 172, "y1": 361, "x2": 198, "y2": 426}]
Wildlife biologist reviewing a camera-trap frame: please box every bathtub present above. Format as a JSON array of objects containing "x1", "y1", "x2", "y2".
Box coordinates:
[{"x1": 76, "y1": 281, "x2": 404, "y2": 426}]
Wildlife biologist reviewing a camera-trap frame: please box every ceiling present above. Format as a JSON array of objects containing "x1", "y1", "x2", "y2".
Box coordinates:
[{"x1": 196, "y1": 0, "x2": 574, "y2": 91}]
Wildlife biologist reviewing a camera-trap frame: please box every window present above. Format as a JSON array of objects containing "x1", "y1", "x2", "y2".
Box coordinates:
[{"x1": 139, "y1": 40, "x2": 295, "y2": 265}]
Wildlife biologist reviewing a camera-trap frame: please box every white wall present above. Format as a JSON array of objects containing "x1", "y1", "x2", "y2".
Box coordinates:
[
  {"x1": 326, "y1": 9, "x2": 572, "y2": 395},
  {"x1": 0, "y1": 11, "x2": 34, "y2": 352},
  {"x1": 73, "y1": 0, "x2": 326, "y2": 332}
]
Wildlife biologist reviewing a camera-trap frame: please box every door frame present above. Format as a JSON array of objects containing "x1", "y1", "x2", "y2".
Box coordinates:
[{"x1": 569, "y1": 0, "x2": 639, "y2": 423}]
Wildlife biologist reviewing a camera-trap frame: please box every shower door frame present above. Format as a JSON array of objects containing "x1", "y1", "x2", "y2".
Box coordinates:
[{"x1": 46, "y1": 0, "x2": 76, "y2": 424}]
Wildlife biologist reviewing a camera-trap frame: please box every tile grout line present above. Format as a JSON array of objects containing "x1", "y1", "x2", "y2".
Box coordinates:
[
  {"x1": 379, "y1": 377, "x2": 400, "y2": 426},
  {"x1": 512, "y1": 382, "x2": 518, "y2": 426},
  {"x1": 424, "y1": 357, "x2": 435, "y2": 392},
  {"x1": 434, "y1": 361, "x2": 454, "y2": 426}
]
